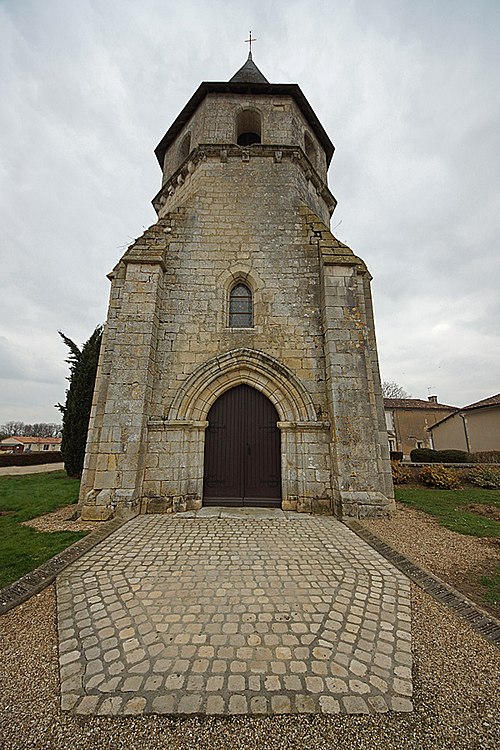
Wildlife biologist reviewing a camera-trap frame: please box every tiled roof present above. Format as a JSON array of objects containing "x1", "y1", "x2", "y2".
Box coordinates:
[
  {"x1": 461, "y1": 393, "x2": 500, "y2": 411},
  {"x1": 383, "y1": 398, "x2": 456, "y2": 410},
  {"x1": 229, "y1": 52, "x2": 269, "y2": 84}
]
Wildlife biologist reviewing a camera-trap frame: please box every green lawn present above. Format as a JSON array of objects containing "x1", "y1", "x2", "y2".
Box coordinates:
[
  {"x1": 395, "y1": 487, "x2": 500, "y2": 613},
  {"x1": 395, "y1": 487, "x2": 500, "y2": 537},
  {"x1": 0, "y1": 471, "x2": 86, "y2": 589}
]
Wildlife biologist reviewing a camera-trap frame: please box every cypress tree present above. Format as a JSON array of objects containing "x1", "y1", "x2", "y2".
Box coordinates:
[{"x1": 57, "y1": 326, "x2": 103, "y2": 478}]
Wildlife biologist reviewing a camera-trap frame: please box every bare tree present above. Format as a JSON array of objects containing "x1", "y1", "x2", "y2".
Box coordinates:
[
  {"x1": 382, "y1": 381, "x2": 411, "y2": 399},
  {"x1": 28, "y1": 423, "x2": 61, "y2": 437},
  {"x1": 0, "y1": 421, "x2": 62, "y2": 438},
  {"x1": 1, "y1": 421, "x2": 25, "y2": 436}
]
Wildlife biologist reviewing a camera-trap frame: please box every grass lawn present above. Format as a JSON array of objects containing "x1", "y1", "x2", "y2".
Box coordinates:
[
  {"x1": 395, "y1": 486, "x2": 500, "y2": 537},
  {"x1": 0, "y1": 471, "x2": 86, "y2": 589},
  {"x1": 395, "y1": 486, "x2": 500, "y2": 610}
]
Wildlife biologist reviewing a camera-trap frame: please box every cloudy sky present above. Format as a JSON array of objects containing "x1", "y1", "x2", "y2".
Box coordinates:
[{"x1": 1, "y1": 0, "x2": 499, "y2": 423}]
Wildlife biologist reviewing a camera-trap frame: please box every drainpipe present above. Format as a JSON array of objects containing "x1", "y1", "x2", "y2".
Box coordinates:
[{"x1": 459, "y1": 412, "x2": 471, "y2": 452}]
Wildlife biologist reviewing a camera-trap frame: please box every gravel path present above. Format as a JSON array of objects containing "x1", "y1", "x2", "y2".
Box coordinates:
[
  {"x1": 362, "y1": 503, "x2": 499, "y2": 616},
  {"x1": 0, "y1": 580, "x2": 498, "y2": 747},
  {"x1": 22, "y1": 505, "x2": 101, "y2": 533},
  {"x1": 0, "y1": 462, "x2": 64, "y2": 476}
]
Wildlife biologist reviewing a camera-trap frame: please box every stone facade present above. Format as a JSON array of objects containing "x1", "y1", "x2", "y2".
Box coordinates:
[{"x1": 79, "y1": 56, "x2": 394, "y2": 521}]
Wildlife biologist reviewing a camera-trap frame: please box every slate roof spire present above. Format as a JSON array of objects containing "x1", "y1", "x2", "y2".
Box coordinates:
[{"x1": 229, "y1": 51, "x2": 269, "y2": 84}]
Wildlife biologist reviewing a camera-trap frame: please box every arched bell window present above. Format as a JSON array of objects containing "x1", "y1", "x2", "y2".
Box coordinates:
[
  {"x1": 304, "y1": 131, "x2": 317, "y2": 165},
  {"x1": 236, "y1": 109, "x2": 262, "y2": 146},
  {"x1": 229, "y1": 283, "x2": 253, "y2": 328},
  {"x1": 178, "y1": 132, "x2": 191, "y2": 165}
]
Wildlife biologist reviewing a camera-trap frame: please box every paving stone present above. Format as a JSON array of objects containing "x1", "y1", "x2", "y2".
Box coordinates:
[
  {"x1": 295, "y1": 694, "x2": 316, "y2": 713},
  {"x1": 250, "y1": 695, "x2": 268, "y2": 714},
  {"x1": 123, "y1": 696, "x2": 147, "y2": 715},
  {"x1": 206, "y1": 695, "x2": 225, "y2": 714},
  {"x1": 60, "y1": 693, "x2": 79, "y2": 711},
  {"x1": 186, "y1": 674, "x2": 205, "y2": 691},
  {"x1": 75, "y1": 695, "x2": 101, "y2": 715},
  {"x1": 60, "y1": 673, "x2": 82, "y2": 693},
  {"x1": 99, "y1": 696, "x2": 123, "y2": 715},
  {"x1": 305, "y1": 675, "x2": 324, "y2": 693},
  {"x1": 342, "y1": 696, "x2": 370, "y2": 714},
  {"x1": 122, "y1": 676, "x2": 143, "y2": 692},
  {"x1": 319, "y1": 695, "x2": 341, "y2": 713},
  {"x1": 271, "y1": 694, "x2": 291, "y2": 713},
  {"x1": 390, "y1": 696, "x2": 414, "y2": 712},
  {"x1": 229, "y1": 694, "x2": 248, "y2": 714},
  {"x1": 59, "y1": 650, "x2": 81, "y2": 666},
  {"x1": 325, "y1": 677, "x2": 348, "y2": 693},
  {"x1": 178, "y1": 694, "x2": 203, "y2": 714},
  {"x1": 205, "y1": 675, "x2": 224, "y2": 692},
  {"x1": 85, "y1": 659, "x2": 103, "y2": 676},
  {"x1": 129, "y1": 659, "x2": 151, "y2": 674},
  {"x1": 368, "y1": 695, "x2": 389, "y2": 713},
  {"x1": 394, "y1": 677, "x2": 413, "y2": 696},
  {"x1": 152, "y1": 695, "x2": 176, "y2": 713},
  {"x1": 85, "y1": 674, "x2": 105, "y2": 690},
  {"x1": 144, "y1": 674, "x2": 163, "y2": 691},
  {"x1": 56, "y1": 513, "x2": 413, "y2": 716}
]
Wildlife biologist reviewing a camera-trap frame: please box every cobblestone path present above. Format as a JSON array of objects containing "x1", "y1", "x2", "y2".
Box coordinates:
[{"x1": 56, "y1": 510, "x2": 413, "y2": 716}]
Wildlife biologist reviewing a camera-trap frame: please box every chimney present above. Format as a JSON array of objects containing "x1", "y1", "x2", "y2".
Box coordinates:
[{"x1": 428, "y1": 395, "x2": 438, "y2": 403}]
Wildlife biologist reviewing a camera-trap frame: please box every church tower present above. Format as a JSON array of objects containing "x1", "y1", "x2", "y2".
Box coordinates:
[{"x1": 79, "y1": 53, "x2": 394, "y2": 520}]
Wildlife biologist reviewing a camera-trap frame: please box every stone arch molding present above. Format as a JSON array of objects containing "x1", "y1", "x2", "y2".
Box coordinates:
[{"x1": 169, "y1": 348, "x2": 317, "y2": 423}]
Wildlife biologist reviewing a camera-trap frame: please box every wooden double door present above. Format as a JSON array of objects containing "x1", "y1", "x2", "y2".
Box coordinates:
[{"x1": 203, "y1": 384, "x2": 281, "y2": 507}]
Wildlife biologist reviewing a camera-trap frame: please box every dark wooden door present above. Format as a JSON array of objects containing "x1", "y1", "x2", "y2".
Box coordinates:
[{"x1": 203, "y1": 384, "x2": 281, "y2": 507}]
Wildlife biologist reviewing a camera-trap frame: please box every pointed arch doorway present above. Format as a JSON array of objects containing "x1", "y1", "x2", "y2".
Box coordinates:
[{"x1": 203, "y1": 384, "x2": 281, "y2": 507}]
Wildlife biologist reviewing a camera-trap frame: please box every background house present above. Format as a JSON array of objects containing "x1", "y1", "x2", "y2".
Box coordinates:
[
  {"x1": 428, "y1": 394, "x2": 500, "y2": 452},
  {"x1": 0, "y1": 436, "x2": 62, "y2": 453},
  {"x1": 384, "y1": 397, "x2": 456, "y2": 458}
]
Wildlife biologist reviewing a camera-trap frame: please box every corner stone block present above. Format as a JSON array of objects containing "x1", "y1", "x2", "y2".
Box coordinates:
[
  {"x1": 297, "y1": 497, "x2": 312, "y2": 513},
  {"x1": 145, "y1": 497, "x2": 168, "y2": 514},
  {"x1": 311, "y1": 497, "x2": 333, "y2": 514},
  {"x1": 185, "y1": 495, "x2": 202, "y2": 511},
  {"x1": 282, "y1": 498, "x2": 298, "y2": 512},
  {"x1": 80, "y1": 505, "x2": 114, "y2": 521}
]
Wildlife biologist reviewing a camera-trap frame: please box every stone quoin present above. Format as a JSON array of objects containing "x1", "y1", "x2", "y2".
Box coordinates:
[{"x1": 79, "y1": 52, "x2": 394, "y2": 521}]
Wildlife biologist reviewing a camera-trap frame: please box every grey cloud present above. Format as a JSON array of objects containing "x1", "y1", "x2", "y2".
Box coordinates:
[{"x1": 0, "y1": 336, "x2": 65, "y2": 385}]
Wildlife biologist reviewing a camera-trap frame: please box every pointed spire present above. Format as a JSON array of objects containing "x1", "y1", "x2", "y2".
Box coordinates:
[{"x1": 229, "y1": 52, "x2": 269, "y2": 84}]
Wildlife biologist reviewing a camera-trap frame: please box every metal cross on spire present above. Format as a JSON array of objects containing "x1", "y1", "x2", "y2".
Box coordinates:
[{"x1": 245, "y1": 31, "x2": 256, "y2": 55}]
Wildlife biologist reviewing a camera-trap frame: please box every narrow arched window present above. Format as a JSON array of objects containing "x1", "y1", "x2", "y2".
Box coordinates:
[
  {"x1": 304, "y1": 132, "x2": 316, "y2": 165},
  {"x1": 178, "y1": 133, "x2": 191, "y2": 165},
  {"x1": 229, "y1": 283, "x2": 253, "y2": 328},
  {"x1": 236, "y1": 109, "x2": 262, "y2": 146}
]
